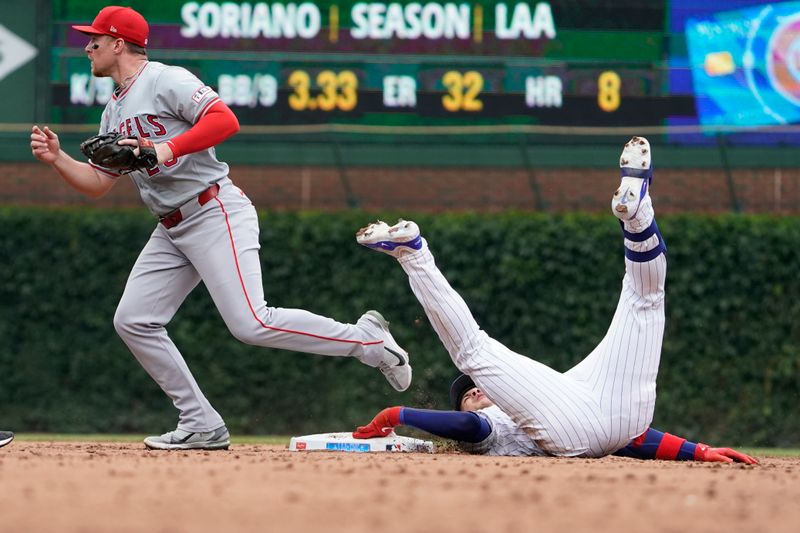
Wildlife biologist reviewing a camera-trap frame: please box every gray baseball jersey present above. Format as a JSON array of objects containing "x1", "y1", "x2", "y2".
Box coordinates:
[
  {"x1": 93, "y1": 61, "x2": 229, "y2": 215},
  {"x1": 395, "y1": 193, "x2": 665, "y2": 458},
  {"x1": 103, "y1": 61, "x2": 400, "y2": 433}
]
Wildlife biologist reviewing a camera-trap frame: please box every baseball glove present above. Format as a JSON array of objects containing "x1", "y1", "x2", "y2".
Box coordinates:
[{"x1": 80, "y1": 132, "x2": 158, "y2": 173}]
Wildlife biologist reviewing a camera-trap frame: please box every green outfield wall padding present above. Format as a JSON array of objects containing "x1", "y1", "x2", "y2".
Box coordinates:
[{"x1": 7, "y1": 131, "x2": 800, "y2": 169}]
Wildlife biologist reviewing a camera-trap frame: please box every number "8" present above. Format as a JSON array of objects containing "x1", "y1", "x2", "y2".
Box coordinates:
[{"x1": 597, "y1": 71, "x2": 620, "y2": 113}]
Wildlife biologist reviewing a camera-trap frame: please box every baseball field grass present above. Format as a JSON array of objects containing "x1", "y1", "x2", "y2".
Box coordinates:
[
  {"x1": 3, "y1": 436, "x2": 799, "y2": 533},
  {"x1": 15, "y1": 433, "x2": 291, "y2": 445}
]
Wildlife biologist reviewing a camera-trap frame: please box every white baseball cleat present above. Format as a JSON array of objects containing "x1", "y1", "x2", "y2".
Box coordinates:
[
  {"x1": 144, "y1": 426, "x2": 230, "y2": 450},
  {"x1": 612, "y1": 136, "x2": 653, "y2": 221},
  {"x1": 356, "y1": 219, "x2": 424, "y2": 258},
  {"x1": 359, "y1": 310, "x2": 412, "y2": 392}
]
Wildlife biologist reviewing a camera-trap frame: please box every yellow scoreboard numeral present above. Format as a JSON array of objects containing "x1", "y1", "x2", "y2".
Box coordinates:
[
  {"x1": 288, "y1": 69, "x2": 358, "y2": 112},
  {"x1": 316, "y1": 70, "x2": 338, "y2": 111},
  {"x1": 597, "y1": 71, "x2": 621, "y2": 113},
  {"x1": 442, "y1": 71, "x2": 462, "y2": 112},
  {"x1": 337, "y1": 70, "x2": 358, "y2": 111},
  {"x1": 442, "y1": 70, "x2": 484, "y2": 112},
  {"x1": 462, "y1": 71, "x2": 483, "y2": 111},
  {"x1": 288, "y1": 70, "x2": 311, "y2": 111}
]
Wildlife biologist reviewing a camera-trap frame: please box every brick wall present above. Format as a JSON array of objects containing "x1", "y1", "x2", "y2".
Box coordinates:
[{"x1": 2, "y1": 162, "x2": 798, "y2": 214}]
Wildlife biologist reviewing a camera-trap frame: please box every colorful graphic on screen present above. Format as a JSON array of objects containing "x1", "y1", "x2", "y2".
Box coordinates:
[{"x1": 686, "y1": 1, "x2": 800, "y2": 126}]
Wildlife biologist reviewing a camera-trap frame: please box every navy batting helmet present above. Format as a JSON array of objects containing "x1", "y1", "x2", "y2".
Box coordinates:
[{"x1": 449, "y1": 373, "x2": 476, "y2": 411}]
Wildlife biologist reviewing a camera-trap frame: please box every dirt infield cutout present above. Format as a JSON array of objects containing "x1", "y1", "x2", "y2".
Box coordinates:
[{"x1": 0, "y1": 442, "x2": 796, "y2": 532}]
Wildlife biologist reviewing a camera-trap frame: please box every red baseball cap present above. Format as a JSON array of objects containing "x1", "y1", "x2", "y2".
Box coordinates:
[{"x1": 72, "y1": 6, "x2": 149, "y2": 48}]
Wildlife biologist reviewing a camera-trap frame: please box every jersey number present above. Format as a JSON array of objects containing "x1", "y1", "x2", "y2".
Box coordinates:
[{"x1": 144, "y1": 155, "x2": 179, "y2": 177}]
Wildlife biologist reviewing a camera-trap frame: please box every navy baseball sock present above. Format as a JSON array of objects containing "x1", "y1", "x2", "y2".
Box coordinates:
[{"x1": 620, "y1": 196, "x2": 666, "y2": 262}]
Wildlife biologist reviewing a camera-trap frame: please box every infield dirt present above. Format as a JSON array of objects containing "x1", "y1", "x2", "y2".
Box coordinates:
[{"x1": 0, "y1": 441, "x2": 796, "y2": 533}]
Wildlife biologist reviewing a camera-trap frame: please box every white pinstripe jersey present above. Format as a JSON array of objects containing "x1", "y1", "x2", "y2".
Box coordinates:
[
  {"x1": 458, "y1": 405, "x2": 546, "y2": 457},
  {"x1": 94, "y1": 61, "x2": 229, "y2": 216}
]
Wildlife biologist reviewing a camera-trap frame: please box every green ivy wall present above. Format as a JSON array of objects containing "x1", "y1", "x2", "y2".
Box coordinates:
[{"x1": 0, "y1": 208, "x2": 797, "y2": 446}]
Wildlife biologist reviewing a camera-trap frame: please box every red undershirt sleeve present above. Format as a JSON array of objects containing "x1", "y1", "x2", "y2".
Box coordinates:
[{"x1": 166, "y1": 100, "x2": 240, "y2": 159}]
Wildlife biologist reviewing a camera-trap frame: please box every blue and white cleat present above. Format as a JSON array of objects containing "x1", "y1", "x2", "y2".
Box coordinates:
[
  {"x1": 356, "y1": 219, "x2": 424, "y2": 257},
  {"x1": 612, "y1": 136, "x2": 653, "y2": 221}
]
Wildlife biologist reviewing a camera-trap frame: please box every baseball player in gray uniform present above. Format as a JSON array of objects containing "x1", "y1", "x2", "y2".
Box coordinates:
[
  {"x1": 351, "y1": 137, "x2": 756, "y2": 464},
  {"x1": 29, "y1": 5, "x2": 410, "y2": 451},
  {"x1": 0, "y1": 431, "x2": 13, "y2": 449}
]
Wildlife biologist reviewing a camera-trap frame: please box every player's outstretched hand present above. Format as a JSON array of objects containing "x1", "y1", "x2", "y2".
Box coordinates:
[
  {"x1": 30, "y1": 125, "x2": 61, "y2": 164},
  {"x1": 695, "y1": 443, "x2": 758, "y2": 465},
  {"x1": 353, "y1": 406, "x2": 402, "y2": 439}
]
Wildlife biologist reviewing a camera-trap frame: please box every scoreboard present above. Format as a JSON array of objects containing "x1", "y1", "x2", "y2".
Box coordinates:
[{"x1": 52, "y1": 1, "x2": 688, "y2": 127}]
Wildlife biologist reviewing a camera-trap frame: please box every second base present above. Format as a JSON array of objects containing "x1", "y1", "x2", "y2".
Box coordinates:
[{"x1": 289, "y1": 431, "x2": 435, "y2": 453}]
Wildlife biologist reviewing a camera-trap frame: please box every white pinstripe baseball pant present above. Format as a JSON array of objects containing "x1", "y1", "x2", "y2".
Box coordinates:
[{"x1": 113, "y1": 179, "x2": 398, "y2": 432}]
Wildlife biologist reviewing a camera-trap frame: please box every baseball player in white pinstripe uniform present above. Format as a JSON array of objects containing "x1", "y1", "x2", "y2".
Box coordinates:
[
  {"x1": 29, "y1": 6, "x2": 410, "y2": 451},
  {"x1": 352, "y1": 137, "x2": 756, "y2": 464}
]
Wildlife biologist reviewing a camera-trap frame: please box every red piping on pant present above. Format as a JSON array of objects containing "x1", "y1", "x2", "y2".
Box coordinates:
[{"x1": 214, "y1": 196, "x2": 383, "y2": 346}]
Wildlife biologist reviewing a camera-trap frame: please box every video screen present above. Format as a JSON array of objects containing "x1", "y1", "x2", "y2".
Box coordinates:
[{"x1": 670, "y1": 0, "x2": 800, "y2": 144}]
